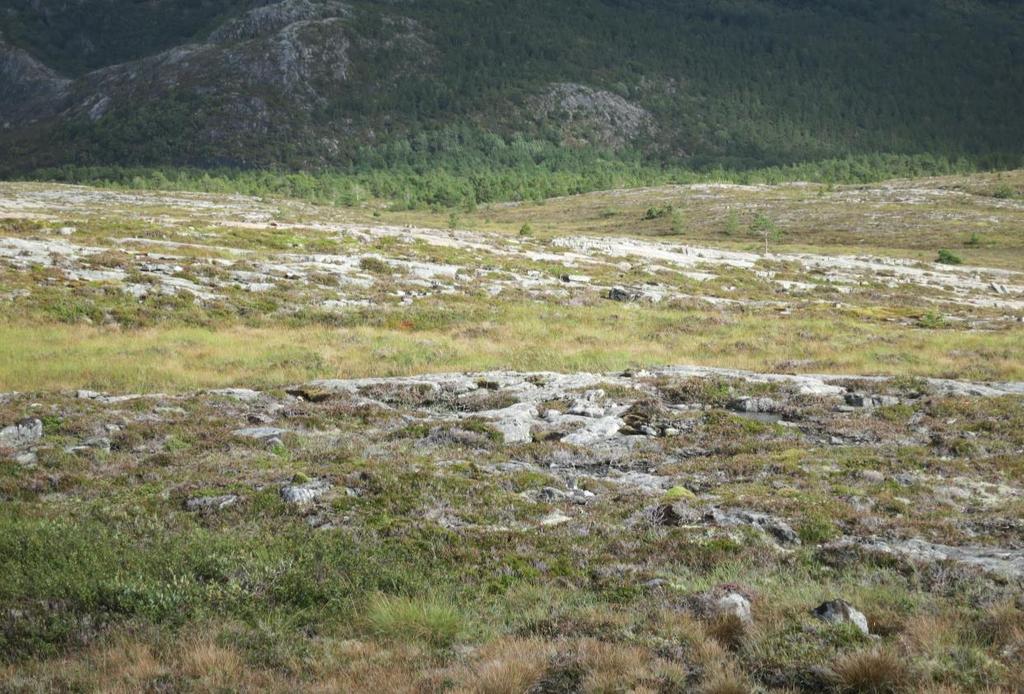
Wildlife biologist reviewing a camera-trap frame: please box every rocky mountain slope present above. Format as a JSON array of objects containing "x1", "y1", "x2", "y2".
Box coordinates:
[{"x1": 1, "y1": 0, "x2": 1023, "y2": 174}]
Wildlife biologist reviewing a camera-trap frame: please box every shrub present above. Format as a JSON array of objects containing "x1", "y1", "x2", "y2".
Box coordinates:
[
  {"x1": 992, "y1": 184, "x2": 1017, "y2": 199},
  {"x1": 664, "y1": 485, "x2": 696, "y2": 501},
  {"x1": 917, "y1": 311, "x2": 946, "y2": 329},
  {"x1": 358, "y1": 256, "x2": 391, "y2": 274},
  {"x1": 936, "y1": 249, "x2": 962, "y2": 265},
  {"x1": 643, "y1": 204, "x2": 674, "y2": 220}
]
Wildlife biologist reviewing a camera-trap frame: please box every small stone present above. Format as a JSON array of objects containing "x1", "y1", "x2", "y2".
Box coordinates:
[
  {"x1": 716, "y1": 593, "x2": 753, "y2": 625},
  {"x1": 538, "y1": 487, "x2": 567, "y2": 501},
  {"x1": 812, "y1": 599, "x2": 870, "y2": 635},
  {"x1": 608, "y1": 286, "x2": 642, "y2": 302}
]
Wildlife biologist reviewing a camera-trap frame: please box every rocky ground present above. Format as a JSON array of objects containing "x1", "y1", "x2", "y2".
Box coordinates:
[
  {"x1": 2, "y1": 183, "x2": 1022, "y2": 321},
  {"x1": 1, "y1": 178, "x2": 1023, "y2": 691}
]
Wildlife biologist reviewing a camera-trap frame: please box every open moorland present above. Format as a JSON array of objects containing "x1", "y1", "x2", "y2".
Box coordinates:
[{"x1": 1, "y1": 172, "x2": 1023, "y2": 692}]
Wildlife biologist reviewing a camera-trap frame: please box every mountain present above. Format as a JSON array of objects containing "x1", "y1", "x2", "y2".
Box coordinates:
[{"x1": 1, "y1": 0, "x2": 1023, "y2": 176}]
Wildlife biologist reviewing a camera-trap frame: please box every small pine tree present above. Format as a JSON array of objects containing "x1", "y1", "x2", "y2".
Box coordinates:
[
  {"x1": 723, "y1": 210, "x2": 740, "y2": 236},
  {"x1": 670, "y1": 210, "x2": 685, "y2": 234},
  {"x1": 750, "y1": 213, "x2": 782, "y2": 254}
]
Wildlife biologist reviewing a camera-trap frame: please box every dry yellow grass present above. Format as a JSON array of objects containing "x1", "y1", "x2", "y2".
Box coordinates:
[{"x1": 2, "y1": 308, "x2": 1021, "y2": 393}]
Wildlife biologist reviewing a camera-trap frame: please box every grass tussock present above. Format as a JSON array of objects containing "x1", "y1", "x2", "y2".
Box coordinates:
[
  {"x1": 451, "y1": 638, "x2": 556, "y2": 694},
  {"x1": 365, "y1": 594, "x2": 469, "y2": 649},
  {"x1": 829, "y1": 648, "x2": 915, "y2": 694}
]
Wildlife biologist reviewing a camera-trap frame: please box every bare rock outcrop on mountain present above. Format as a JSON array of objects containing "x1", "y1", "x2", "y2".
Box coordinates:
[
  {"x1": 210, "y1": 0, "x2": 353, "y2": 43},
  {"x1": 530, "y1": 82, "x2": 655, "y2": 149},
  {"x1": 0, "y1": 32, "x2": 71, "y2": 125}
]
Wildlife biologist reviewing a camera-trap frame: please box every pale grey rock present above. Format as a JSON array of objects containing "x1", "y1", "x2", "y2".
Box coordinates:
[
  {"x1": 568, "y1": 389, "x2": 606, "y2": 418},
  {"x1": 66, "y1": 436, "x2": 111, "y2": 454},
  {"x1": 812, "y1": 599, "x2": 870, "y2": 635},
  {"x1": 233, "y1": 426, "x2": 287, "y2": 441},
  {"x1": 562, "y1": 416, "x2": 626, "y2": 446},
  {"x1": 14, "y1": 451, "x2": 37, "y2": 466},
  {"x1": 845, "y1": 393, "x2": 900, "y2": 408},
  {"x1": 185, "y1": 494, "x2": 240, "y2": 511},
  {"x1": 280, "y1": 478, "x2": 330, "y2": 505},
  {"x1": 539, "y1": 511, "x2": 571, "y2": 527},
  {"x1": 860, "y1": 470, "x2": 885, "y2": 483},
  {"x1": 729, "y1": 396, "x2": 778, "y2": 414},
  {"x1": 608, "y1": 470, "x2": 671, "y2": 493},
  {"x1": 706, "y1": 507, "x2": 801, "y2": 546},
  {"x1": 838, "y1": 538, "x2": 1024, "y2": 580},
  {"x1": 716, "y1": 593, "x2": 753, "y2": 625},
  {"x1": 208, "y1": 388, "x2": 262, "y2": 401},
  {"x1": 477, "y1": 402, "x2": 538, "y2": 444},
  {"x1": 0, "y1": 418, "x2": 43, "y2": 450},
  {"x1": 536, "y1": 486, "x2": 593, "y2": 505},
  {"x1": 210, "y1": 0, "x2": 352, "y2": 43},
  {"x1": 530, "y1": 82, "x2": 654, "y2": 148}
]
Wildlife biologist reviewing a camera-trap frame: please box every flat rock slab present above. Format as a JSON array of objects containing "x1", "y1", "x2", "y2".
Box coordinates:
[
  {"x1": 830, "y1": 538, "x2": 1024, "y2": 580},
  {"x1": 233, "y1": 427, "x2": 287, "y2": 441},
  {"x1": 185, "y1": 494, "x2": 240, "y2": 511}
]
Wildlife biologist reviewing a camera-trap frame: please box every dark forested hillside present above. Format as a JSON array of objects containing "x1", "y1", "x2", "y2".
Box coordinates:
[{"x1": 1, "y1": 0, "x2": 1023, "y2": 192}]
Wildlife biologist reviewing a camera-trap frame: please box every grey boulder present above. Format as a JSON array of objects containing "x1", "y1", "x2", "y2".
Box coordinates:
[{"x1": 0, "y1": 418, "x2": 43, "y2": 451}]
